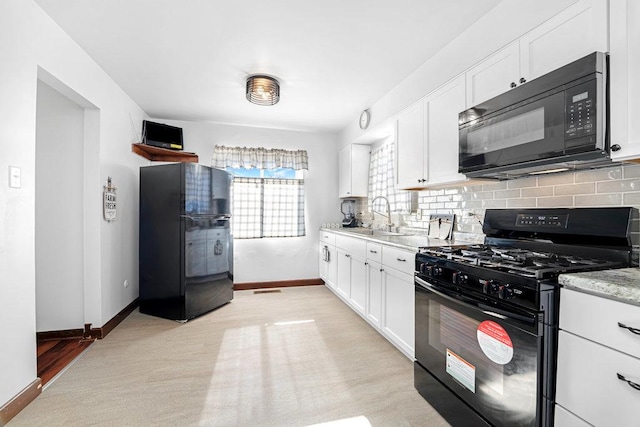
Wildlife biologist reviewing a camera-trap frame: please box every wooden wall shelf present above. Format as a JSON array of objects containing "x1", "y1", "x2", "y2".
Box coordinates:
[{"x1": 132, "y1": 143, "x2": 199, "y2": 163}]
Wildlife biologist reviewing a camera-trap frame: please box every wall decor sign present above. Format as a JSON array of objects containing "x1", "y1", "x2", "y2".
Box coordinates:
[{"x1": 103, "y1": 176, "x2": 117, "y2": 222}]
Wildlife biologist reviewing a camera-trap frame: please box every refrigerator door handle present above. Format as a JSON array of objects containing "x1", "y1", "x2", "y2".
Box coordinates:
[{"x1": 180, "y1": 214, "x2": 231, "y2": 220}]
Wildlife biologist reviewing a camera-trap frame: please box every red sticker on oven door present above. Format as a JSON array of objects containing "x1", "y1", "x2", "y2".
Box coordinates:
[{"x1": 477, "y1": 320, "x2": 513, "y2": 365}]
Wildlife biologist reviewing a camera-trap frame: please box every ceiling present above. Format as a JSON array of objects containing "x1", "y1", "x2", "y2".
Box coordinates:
[{"x1": 34, "y1": 0, "x2": 503, "y2": 134}]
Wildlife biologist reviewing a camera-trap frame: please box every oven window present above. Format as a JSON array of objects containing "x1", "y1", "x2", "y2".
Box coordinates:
[
  {"x1": 466, "y1": 107, "x2": 545, "y2": 154},
  {"x1": 415, "y1": 286, "x2": 540, "y2": 427}
]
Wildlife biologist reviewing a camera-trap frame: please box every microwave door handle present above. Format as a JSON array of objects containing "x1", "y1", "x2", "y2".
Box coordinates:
[{"x1": 415, "y1": 276, "x2": 536, "y2": 327}]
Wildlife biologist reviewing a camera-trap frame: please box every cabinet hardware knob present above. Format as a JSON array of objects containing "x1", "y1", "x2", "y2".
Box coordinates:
[
  {"x1": 370, "y1": 250, "x2": 377, "y2": 254},
  {"x1": 380, "y1": 268, "x2": 384, "y2": 272},
  {"x1": 345, "y1": 254, "x2": 351, "y2": 258},
  {"x1": 611, "y1": 144, "x2": 622, "y2": 152},
  {"x1": 364, "y1": 262, "x2": 368, "y2": 265},
  {"x1": 618, "y1": 322, "x2": 640, "y2": 335},
  {"x1": 617, "y1": 373, "x2": 640, "y2": 391},
  {"x1": 510, "y1": 82, "x2": 517, "y2": 88},
  {"x1": 519, "y1": 77, "x2": 526, "y2": 84}
]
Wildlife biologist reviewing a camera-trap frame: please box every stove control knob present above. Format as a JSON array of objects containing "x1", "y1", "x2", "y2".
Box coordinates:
[
  {"x1": 430, "y1": 266, "x2": 443, "y2": 277},
  {"x1": 480, "y1": 279, "x2": 499, "y2": 295},
  {"x1": 499, "y1": 285, "x2": 515, "y2": 300},
  {"x1": 452, "y1": 272, "x2": 468, "y2": 285},
  {"x1": 419, "y1": 263, "x2": 430, "y2": 275}
]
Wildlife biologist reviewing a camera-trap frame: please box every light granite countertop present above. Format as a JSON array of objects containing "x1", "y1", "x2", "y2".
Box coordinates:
[
  {"x1": 559, "y1": 268, "x2": 640, "y2": 306},
  {"x1": 319, "y1": 227, "x2": 477, "y2": 251}
]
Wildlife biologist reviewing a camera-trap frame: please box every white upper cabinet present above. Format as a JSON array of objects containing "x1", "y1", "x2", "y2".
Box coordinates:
[
  {"x1": 520, "y1": 0, "x2": 608, "y2": 81},
  {"x1": 425, "y1": 75, "x2": 467, "y2": 186},
  {"x1": 338, "y1": 144, "x2": 370, "y2": 198},
  {"x1": 466, "y1": 0, "x2": 608, "y2": 107},
  {"x1": 610, "y1": 0, "x2": 640, "y2": 161},
  {"x1": 465, "y1": 42, "x2": 520, "y2": 107},
  {"x1": 395, "y1": 101, "x2": 426, "y2": 189}
]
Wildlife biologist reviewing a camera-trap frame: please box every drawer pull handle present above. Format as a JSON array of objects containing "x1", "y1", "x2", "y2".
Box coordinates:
[
  {"x1": 369, "y1": 250, "x2": 378, "y2": 254},
  {"x1": 618, "y1": 322, "x2": 640, "y2": 335},
  {"x1": 397, "y1": 258, "x2": 407, "y2": 262},
  {"x1": 617, "y1": 373, "x2": 640, "y2": 391},
  {"x1": 345, "y1": 254, "x2": 351, "y2": 258}
]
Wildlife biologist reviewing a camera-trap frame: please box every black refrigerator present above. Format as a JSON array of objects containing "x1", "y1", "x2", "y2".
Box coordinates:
[{"x1": 139, "y1": 163, "x2": 233, "y2": 321}]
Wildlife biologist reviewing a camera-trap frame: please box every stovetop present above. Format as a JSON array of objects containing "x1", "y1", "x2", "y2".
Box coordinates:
[{"x1": 419, "y1": 244, "x2": 626, "y2": 280}]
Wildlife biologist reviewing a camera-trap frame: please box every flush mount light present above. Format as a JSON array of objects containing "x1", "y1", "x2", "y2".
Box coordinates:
[{"x1": 246, "y1": 75, "x2": 280, "y2": 106}]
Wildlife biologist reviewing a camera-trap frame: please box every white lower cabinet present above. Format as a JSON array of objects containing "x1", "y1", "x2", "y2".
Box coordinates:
[
  {"x1": 365, "y1": 260, "x2": 383, "y2": 328},
  {"x1": 556, "y1": 288, "x2": 640, "y2": 426},
  {"x1": 349, "y1": 254, "x2": 367, "y2": 314},
  {"x1": 382, "y1": 266, "x2": 415, "y2": 358},
  {"x1": 319, "y1": 231, "x2": 415, "y2": 360},
  {"x1": 318, "y1": 242, "x2": 337, "y2": 290}
]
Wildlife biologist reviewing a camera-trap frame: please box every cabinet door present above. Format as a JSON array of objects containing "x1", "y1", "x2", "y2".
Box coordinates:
[
  {"x1": 336, "y1": 249, "x2": 351, "y2": 299},
  {"x1": 520, "y1": 0, "x2": 608, "y2": 82},
  {"x1": 349, "y1": 255, "x2": 367, "y2": 314},
  {"x1": 610, "y1": 0, "x2": 640, "y2": 161},
  {"x1": 338, "y1": 145, "x2": 352, "y2": 198},
  {"x1": 425, "y1": 74, "x2": 467, "y2": 185},
  {"x1": 326, "y1": 245, "x2": 338, "y2": 290},
  {"x1": 465, "y1": 42, "x2": 519, "y2": 107},
  {"x1": 319, "y1": 243, "x2": 328, "y2": 281},
  {"x1": 383, "y1": 267, "x2": 415, "y2": 357},
  {"x1": 338, "y1": 144, "x2": 370, "y2": 198},
  {"x1": 366, "y1": 260, "x2": 383, "y2": 328},
  {"x1": 396, "y1": 101, "x2": 426, "y2": 190}
]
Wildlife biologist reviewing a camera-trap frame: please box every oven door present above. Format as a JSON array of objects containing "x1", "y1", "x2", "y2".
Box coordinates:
[{"x1": 415, "y1": 276, "x2": 543, "y2": 427}]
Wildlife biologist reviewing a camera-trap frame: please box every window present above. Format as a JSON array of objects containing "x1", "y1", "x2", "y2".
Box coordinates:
[
  {"x1": 368, "y1": 143, "x2": 412, "y2": 213},
  {"x1": 227, "y1": 167, "x2": 306, "y2": 239}
]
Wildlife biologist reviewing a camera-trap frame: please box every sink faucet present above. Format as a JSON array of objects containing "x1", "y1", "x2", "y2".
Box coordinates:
[{"x1": 371, "y1": 196, "x2": 394, "y2": 232}]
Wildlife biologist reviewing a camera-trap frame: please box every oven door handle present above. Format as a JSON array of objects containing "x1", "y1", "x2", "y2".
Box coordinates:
[{"x1": 415, "y1": 276, "x2": 537, "y2": 327}]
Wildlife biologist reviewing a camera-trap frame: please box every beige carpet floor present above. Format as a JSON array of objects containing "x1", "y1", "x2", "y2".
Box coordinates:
[{"x1": 10, "y1": 286, "x2": 450, "y2": 427}]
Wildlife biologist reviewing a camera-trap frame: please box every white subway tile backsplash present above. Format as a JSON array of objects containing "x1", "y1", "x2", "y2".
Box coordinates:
[
  {"x1": 389, "y1": 165, "x2": 639, "y2": 240},
  {"x1": 596, "y1": 179, "x2": 640, "y2": 194},
  {"x1": 494, "y1": 189, "x2": 521, "y2": 199},
  {"x1": 537, "y1": 196, "x2": 574, "y2": 207},
  {"x1": 574, "y1": 166, "x2": 622, "y2": 183},
  {"x1": 537, "y1": 172, "x2": 574, "y2": 186},
  {"x1": 574, "y1": 193, "x2": 622, "y2": 206},
  {"x1": 506, "y1": 198, "x2": 537, "y2": 208},
  {"x1": 522, "y1": 186, "x2": 554, "y2": 198},
  {"x1": 623, "y1": 164, "x2": 640, "y2": 178},
  {"x1": 554, "y1": 182, "x2": 595, "y2": 195},
  {"x1": 507, "y1": 177, "x2": 537, "y2": 189}
]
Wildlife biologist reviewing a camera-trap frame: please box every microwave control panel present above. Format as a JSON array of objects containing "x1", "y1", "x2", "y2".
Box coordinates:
[{"x1": 565, "y1": 80, "x2": 596, "y2": 140}]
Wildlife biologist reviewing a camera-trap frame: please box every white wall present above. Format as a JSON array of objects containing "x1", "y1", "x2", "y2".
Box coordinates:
[
  {"x1": 35, "y1": 81, "x2": 85, "y2": 331},
  {"x1": 339, "y1": 0, "x2": 578, "y2": 148},
  {"x1": 0, "y1": 0, "x2": 147, "y2": 407},
  {"x1": 157, "y1": 120, "x2": 340, "y2": 283}
]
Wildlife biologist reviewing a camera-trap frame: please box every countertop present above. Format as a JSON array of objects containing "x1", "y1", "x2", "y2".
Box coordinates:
[
  {"x1": 559, "y1": 268, "x2": 640, "y2": 306},
  {"x1": 319, "y1": 227, "x2": 479, "y2": 251}
]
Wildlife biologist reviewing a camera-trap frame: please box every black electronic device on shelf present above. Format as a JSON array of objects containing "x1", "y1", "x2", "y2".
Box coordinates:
[{"x1": 142, "y1": 120, "x2": 184, "y2": 151}]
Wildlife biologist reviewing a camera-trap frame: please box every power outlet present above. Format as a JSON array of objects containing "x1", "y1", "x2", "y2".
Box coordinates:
[{"x1": 9, "y1": 166, "x2": 21, "y2": 188}]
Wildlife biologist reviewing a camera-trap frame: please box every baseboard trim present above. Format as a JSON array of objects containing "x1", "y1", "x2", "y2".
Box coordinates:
[
  {"x1": 91, "y1": 298, "x2": 139, "y2": 339},
  {"x1": 234, "y1": 278, "x2": 323, "y2": 291},
  {"x1": 0, "y1": 379, "x2": 41, "y2": 426},
  {"x1": 36, "y1": 299, "x2": 139, "y2": 341}
]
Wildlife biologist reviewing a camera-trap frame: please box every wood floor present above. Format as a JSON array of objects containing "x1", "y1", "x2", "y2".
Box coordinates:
[{"x1": 37, "y1": 338, "x2": 94, "y2": 386}]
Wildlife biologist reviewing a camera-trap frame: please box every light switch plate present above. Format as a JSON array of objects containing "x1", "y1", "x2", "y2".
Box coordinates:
[{"x1": 9, "y1": 166, "x2": 21, "y2": 188}]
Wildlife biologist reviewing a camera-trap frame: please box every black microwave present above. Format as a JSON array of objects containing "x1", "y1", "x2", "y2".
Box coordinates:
[{"x1": 458, "y1": 52, "x2": 611, "y2": 179}]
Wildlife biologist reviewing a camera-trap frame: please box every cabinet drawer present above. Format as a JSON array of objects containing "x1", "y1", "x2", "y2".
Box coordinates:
[
  {"x1": 554, "y1": 405, "x2": 590, "y2": 427},
  {"x1": 335, "y1": 235, "x2": 366, "y2": 258},
  {"x1": 560, "y1": 288, "x2": 640, "y2": 357},
  {"x1": 556, "y1": 330, "x2": 640, "y2": 427},
  {"x1": 366, "y1": 242, "x2": 382, "y2": 263},
  {"x1": 319, "y1": 231, "x2": 336, "y2": 246},
  {"x1": 382, "y1": 246, "x2": 414, "y2": 275}
]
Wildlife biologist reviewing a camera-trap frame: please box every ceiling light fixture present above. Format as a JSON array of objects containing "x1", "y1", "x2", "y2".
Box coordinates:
[{"x1": 246, "y1": 75, "x2": 280, "y2": 106}]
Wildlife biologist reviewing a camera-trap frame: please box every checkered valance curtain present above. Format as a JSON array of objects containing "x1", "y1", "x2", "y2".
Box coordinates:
[
  {"x1": 233, "y1": 177, "x2": 305, "y2": 239},
  {"x1": 368, "y1": 143, "x2": 411, "y2": 213},
  {"x1": 211, "y1": 145, "x2": 308, "y2": 170}
]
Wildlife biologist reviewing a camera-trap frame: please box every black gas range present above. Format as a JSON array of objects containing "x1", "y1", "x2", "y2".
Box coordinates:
[{"x1": 414, "y1": 207, "x2": 637, "y2": 427}]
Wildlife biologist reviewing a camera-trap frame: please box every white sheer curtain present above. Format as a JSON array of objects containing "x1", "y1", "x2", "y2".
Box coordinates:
[
  {"x1": 211, "y1": 145, "x2": 308, "y2": 170},
  {"x1": 368, "y1": 143, "x2": 411, "y2": 213}
]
